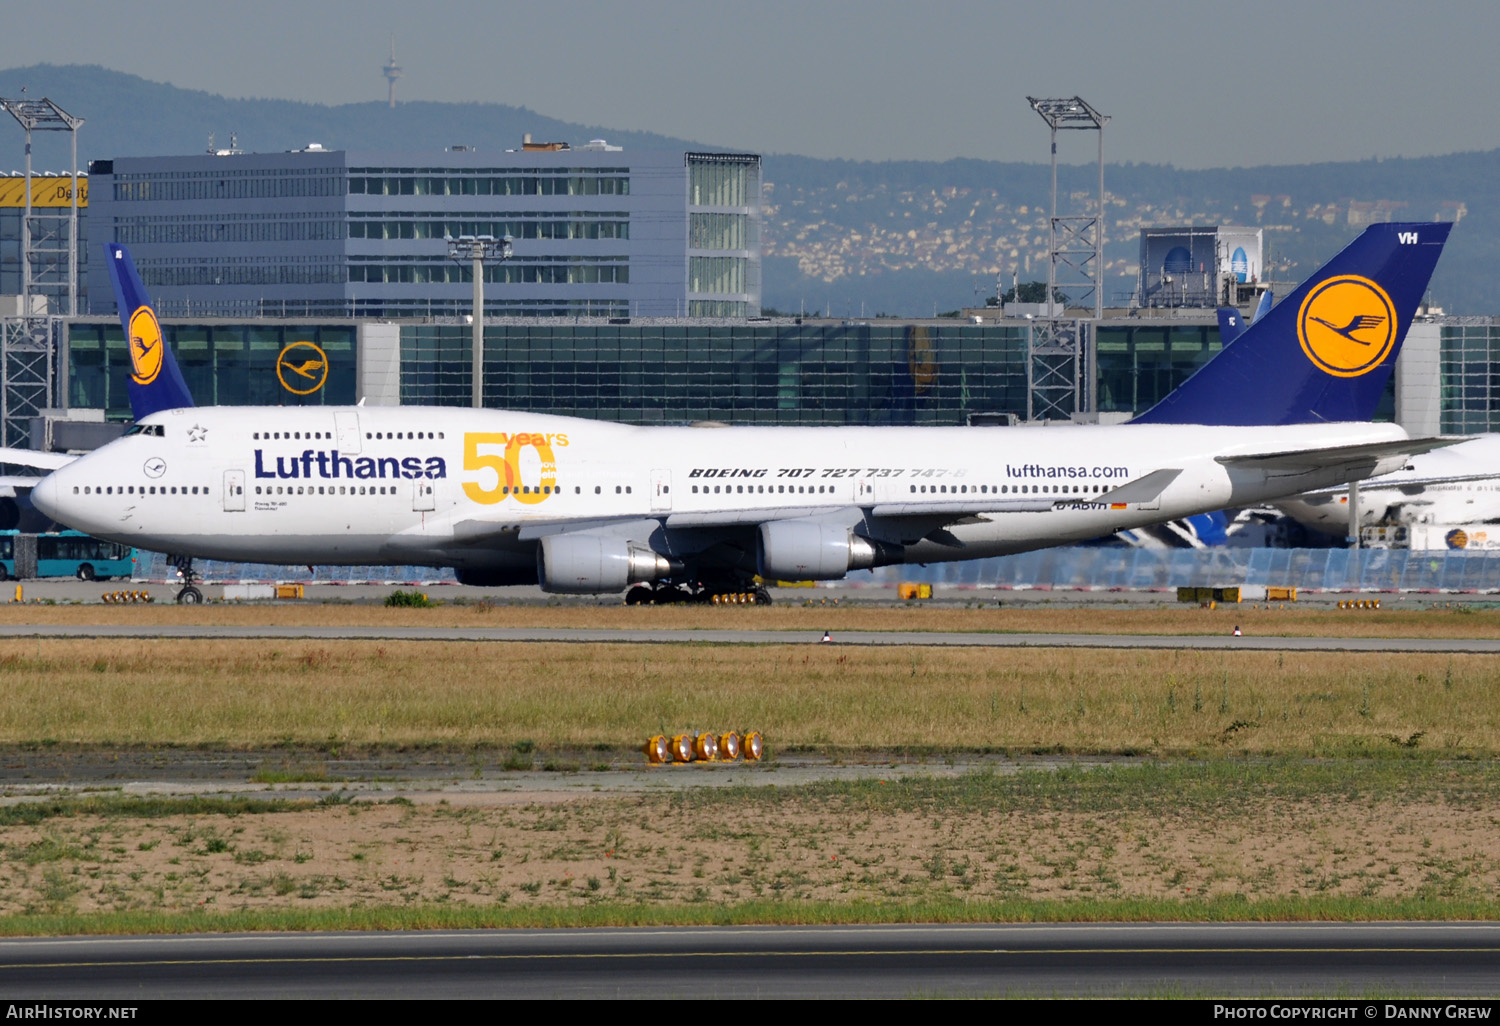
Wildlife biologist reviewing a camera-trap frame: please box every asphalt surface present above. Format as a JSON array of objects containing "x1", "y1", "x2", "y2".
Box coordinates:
[
  {"x1": 1, "y1": 622, "x2": 1498, "y2": 652},
  {"x1": 2, "y1": 923, "x2": 1498, "y2": 998}
]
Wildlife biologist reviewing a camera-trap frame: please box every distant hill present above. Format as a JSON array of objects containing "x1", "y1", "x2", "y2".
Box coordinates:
[
  {"x1": 0, "y1": 64, "x2": 706, "y2": 159},
  {"x1": 4, "y1": 64, "x2": 1496, "y2": 314}
]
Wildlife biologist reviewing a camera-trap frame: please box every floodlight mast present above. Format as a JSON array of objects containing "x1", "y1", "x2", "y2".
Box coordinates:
[
  {"x1": 0, "y1": 97, "x2": 85, "y2": 317},
  {"x1": 1026, "y1": 96, "x2": 1108, "y2": 320},
  {"x1": 446, "y1": 234, "x2": 513, "y2": 408},
  {"x1": 1023, "y1": 96, "x2": 1108, "y2": 423}
]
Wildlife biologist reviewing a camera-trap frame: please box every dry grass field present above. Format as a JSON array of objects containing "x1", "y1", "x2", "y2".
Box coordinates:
[
  {"x1": 0, "y1": 599, "x2": 1498, "y2": 639},
  {"x1": 0, "y1": 639, "x2": 1494, "y2": 755},
  {"x1": 3, "y1": 764, "x2": 1499, "y2": 928}
]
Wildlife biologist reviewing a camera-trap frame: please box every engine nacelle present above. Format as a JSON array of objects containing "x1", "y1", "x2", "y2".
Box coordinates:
[
  {"x1": 537, "y1": 532, "x2": 678, "y2": 594},
  {"x1": 757, "y1": 520, "x2": 898, "y2": 581}
]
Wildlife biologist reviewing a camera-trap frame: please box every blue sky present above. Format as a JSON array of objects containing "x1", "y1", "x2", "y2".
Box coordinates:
[{"x1": 2, "y1": 0, "x2": 1495, "y2": 168}]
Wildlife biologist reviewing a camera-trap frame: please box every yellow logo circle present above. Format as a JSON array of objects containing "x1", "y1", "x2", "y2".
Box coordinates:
[
  {"x1": 128, "y1": 306, "x2": 164, "y2": 385},
  {"x1": 276, "y1": 341, "x2": 329, "y2": 395},
  {"x1": 1296, "y1": 275, "x2": 1397, "y2": 378}
]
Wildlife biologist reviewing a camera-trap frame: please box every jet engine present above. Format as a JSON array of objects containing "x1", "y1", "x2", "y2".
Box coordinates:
[
  {"x1": 537, "y1": 532, "x2": 680, "y2": 594},
  {"x1": 756, "y1": 519, "x2": 901, "y2": 581}
]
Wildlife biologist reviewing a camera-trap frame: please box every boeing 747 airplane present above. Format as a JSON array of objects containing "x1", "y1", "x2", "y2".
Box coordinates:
[{"x1": 31, "y1": 225, "x2": 1453, "y2": 602}]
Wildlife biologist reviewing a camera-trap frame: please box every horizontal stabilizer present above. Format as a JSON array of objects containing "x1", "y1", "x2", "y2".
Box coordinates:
[
  {"x1": 0, "y1": 447, "x2": 76, "y2": 471},
  {"x1": 1095, "y1": 468, "x2": 1183, "y2": 505}
]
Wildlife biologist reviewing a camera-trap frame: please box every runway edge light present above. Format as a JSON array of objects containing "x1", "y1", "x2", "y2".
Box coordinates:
[
  {"x1": 694, "y1": 732, "x2": 719, "y2": 761},
  {"x1": 719, "y1": 732, "x2": 742, "y2": 761},
  {"x1": 743, "y1": 731, "x2": 764, "y2": 761},
  {"x1": 645, "y1": 735, "x2": 671, "y2": 764}
]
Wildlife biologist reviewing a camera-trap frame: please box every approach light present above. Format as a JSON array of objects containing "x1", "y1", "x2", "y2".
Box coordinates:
[
  {"x1": 719, "y1": 732, "x2": 742, "y2": 761},
  {"x1": 646, "y1": 735, "x2": 671, "y2": 764},
  {"x1": 694, "y1": 732, "x2": 719, "y2": 761},
  {"x1": 671, "y1": 734, "x2": 695, "y2": 763},
  {"x1": 743, "y1": 731, "x2": 764, "y2": 761}
]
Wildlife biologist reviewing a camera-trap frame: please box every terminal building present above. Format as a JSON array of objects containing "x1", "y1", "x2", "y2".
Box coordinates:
[
  {"x1": 56, "y1": 309, "x2": 1497, "y2": 439},
  {"x1": 84, "y1": 143, "x2": 761, "y2": 320}
]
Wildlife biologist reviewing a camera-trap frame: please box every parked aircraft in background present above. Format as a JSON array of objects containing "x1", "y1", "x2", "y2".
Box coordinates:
[
  {"x1": 1276, "y1": 434, "x2": 1500, "y2": 548},
  {"x1": 31, "y1": 225, "x2": 1454, "y2": 602},
  {"x1": 1216, "y1": 290, "x2": 1274, "y2": 346}
]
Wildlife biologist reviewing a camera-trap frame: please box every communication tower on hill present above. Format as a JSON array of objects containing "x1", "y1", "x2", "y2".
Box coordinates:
[{"x1": 383, "y1": 36, "x2": 402, "y2": 109}]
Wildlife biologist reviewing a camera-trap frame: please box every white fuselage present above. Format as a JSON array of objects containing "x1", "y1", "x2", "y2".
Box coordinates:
[{"x1": 31, "y1": 405, "x2": 1411, "y2": 575}]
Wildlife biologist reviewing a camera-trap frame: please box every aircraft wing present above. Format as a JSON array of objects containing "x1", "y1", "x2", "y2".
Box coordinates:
[
  {"x1": 0, "y1": 475, "x2": 44, "y2": 497},
  {"x1": 1216, "y1": 437, "x2": 1461, "y2": 474},
  {"x1": 0, "y1": 447, "x2": 77, "y2": 472}
]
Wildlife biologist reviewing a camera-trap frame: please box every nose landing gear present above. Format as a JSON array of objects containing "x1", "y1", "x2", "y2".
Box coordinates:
[{"x1": 167, "y1": 555, "x2": 203, "y2": 604}]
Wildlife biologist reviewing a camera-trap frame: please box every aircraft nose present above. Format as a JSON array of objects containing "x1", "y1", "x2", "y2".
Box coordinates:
[{"x1": 30, "y1": 472, "x2": 60, "y2": 522}]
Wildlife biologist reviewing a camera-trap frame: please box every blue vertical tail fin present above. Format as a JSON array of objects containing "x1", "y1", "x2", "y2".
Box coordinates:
[
  {"x1": 1252, "y1": 288, "x2": 1274, "y2": 325},
  {"x1": 1216, "y1": 306, "x2": 1248, "y2": 345},
  {"x1": 105, "y1": 244, "x2": 194, "y2": 420},
  {"x1": 1132, "y1": 222, "x2": 1450, "y2": 425}
]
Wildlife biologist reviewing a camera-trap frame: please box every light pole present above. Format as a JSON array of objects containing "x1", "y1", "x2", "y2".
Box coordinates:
[{"x1": 447, "y1": 234, "x2": 512, "y2": 408}]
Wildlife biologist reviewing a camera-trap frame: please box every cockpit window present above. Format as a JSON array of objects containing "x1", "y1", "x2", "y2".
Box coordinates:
[{"x1": 124, "y1": 424, "x2": 165, "y2": 437}]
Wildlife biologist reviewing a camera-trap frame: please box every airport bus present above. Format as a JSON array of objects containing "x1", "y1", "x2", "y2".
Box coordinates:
[{"x1": 0, "y1": 530, "x2": 135, "y2": 581}]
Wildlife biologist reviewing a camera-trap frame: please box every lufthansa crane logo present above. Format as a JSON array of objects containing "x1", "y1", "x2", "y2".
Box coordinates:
[
  {"x1": 128, "y1": 306, "x2": 165, "y2": 385},
  {"x1": 1296, "y1": 275, "x2": 1397, "y2": 378},
  {"x1": 277, "y1": 340, "x2": 329, "y2": 395}
]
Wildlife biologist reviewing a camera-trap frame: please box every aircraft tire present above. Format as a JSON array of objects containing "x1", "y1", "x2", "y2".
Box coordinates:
[
  {"x1": 176, "y1": 586, "x2": 203, "y2": 605},
  {"x1": 624, "y1": 585, "x2": 651, "y2": 606}
]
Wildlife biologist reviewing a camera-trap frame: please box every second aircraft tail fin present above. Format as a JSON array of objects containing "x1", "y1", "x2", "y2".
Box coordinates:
[{"x1": 106, "y1": 244, "x2": 194, "y2": 420}]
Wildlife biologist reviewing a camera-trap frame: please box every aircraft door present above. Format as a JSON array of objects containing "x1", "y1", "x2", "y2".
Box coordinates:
[
  {"x1": 856, "y1": 477, "x2": 874, "y2": 503},
  {"x1": 223, "y1": 470, "x2": 246, "y2": 512},
  {"x1": 650, "y1": 469, "x2": 672, "y2": 513},
  {"x1": 335, "y1": 411, "x2": 362, "y2": 454},
  {"x1": 413, "y1": 479, "x2": 435, "y2": 512}
]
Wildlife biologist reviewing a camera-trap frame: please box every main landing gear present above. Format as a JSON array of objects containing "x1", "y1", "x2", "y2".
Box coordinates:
[
  {"x1": 168, "y1": 555, "x2": 203, "y2": 604},
  {"x1": 624, "y1": 582, "x2": 772, "y2": 606}
]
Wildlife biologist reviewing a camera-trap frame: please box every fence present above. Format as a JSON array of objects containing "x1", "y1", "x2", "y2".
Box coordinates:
[{"x1": 133, "y1": 547, "x2": 1500, "y2": 594}]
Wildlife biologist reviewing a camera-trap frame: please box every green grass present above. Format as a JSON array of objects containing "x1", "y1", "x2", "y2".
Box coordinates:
[
  {"x1": 0, "y1": 794, "x2": 333, "y2": 826},
  {"x1": 1, "y1": 894, "x2": 1497, "y2": 937},
  {"x1": 4, "y1": 640, "x2": 1500, "y2": 755}
]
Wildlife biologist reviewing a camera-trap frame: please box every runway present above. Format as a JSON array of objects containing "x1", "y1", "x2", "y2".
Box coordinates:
[
  {"x1": 1, "y1": 622, "x2": 1498, "y2": 652},
  {"x1": 2, "y1": 923, "x2": 1498, "y2": 998}
]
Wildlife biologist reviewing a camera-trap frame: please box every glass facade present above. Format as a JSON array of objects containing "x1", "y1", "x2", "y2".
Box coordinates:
[
  {"x1": 686, "y1": 154, "x2": 759, "y2": 319},
  {"x1": 1440, "y1": 323, "x2": 1500, "y2": 433},
  {"x1": 1095, "y1": 323, "x2": 1223, "y2": 415},
  {"x1": 57, "y1": 311, "x2": 1443, "y2": 428},
  {"x1": 401, "y1": 321, "x2": 1028, "y2": 425},
  {"x1": 67, "y1": 322, "x2": 357, "y2": 419}
]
